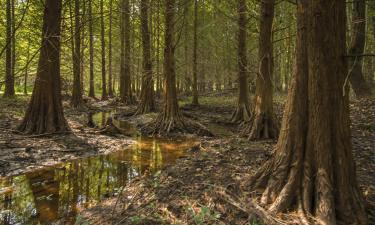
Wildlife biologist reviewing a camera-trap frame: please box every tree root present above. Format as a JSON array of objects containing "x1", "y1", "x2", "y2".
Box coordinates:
[
  {"x1": 242, "y1": 113, "x2": 279, "y2": 140},
  {"x1": 141, "y1": 114, "x2": 212, "y2": 137},
  {"x1": 230, "y1": 103, "x2": 252, "y2": 124}
]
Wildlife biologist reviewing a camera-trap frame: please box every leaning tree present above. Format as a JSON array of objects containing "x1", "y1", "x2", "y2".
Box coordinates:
[
  {"x1": 248, "y1": 0, "x2": 367, "y2": 224},
  {"x1": 18, "y1": 0, "x2": 70, "y2": 134},
  {"x1": 244, "y1": 0, "x2": 279, "y2": 139},
  {"x1": 231, "y1": 0, "x2": 252, "y2": 123}
]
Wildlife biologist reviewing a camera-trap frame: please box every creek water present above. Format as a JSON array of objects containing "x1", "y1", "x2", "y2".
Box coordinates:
[{"x1": 0, "y1": 112, "x2": 199, "y2": 225}]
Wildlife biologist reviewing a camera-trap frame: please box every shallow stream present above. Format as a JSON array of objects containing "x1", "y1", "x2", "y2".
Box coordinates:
[{"x1": 0, "y1": 111, "x2": 199, "y2": 225}]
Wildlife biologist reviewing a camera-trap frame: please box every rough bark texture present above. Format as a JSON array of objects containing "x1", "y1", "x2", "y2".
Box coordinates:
[
  {"x1": 248, "y1": 1, "x2": 367, "y2": 224},
  {"x1": 348, "y1": 0, "x2": 373, "y2": 98},
  {"x1": 245, "y1": 0, "x2": 278, "y2": 139},
  {"x1": 18, "y1": 0, "x2": 70, "y2": 134},
  {"x1": 231, "y1": 0, "x2": 251, "y2": 123},
  {"x1": 108, "y1": 0, "x2": 114, "y2": 97},
  {"x1": 100, "y1": 0, "x2": 108, "y2": 101},
  {"x1": 3, "y1": 0, "x2": 15, "y2": 97},
  {"x1": 88, "y1": 0, "x2": 95, "y2": 98},
  {"x1": 120, "y1": 0, "x2": 134, "y2": 104},
  {"x1": 71, "y1": 0, "x2": 83, "y2": 107},
  {"x1": 135, "y1": 0, "x2": 155, "y2": 115},
  {"x1": 147, "y1": 0, "x2": 210, "y2": 137},
  {"x1": 192, "y1": 0, "x2": 199, "y2": 106}
]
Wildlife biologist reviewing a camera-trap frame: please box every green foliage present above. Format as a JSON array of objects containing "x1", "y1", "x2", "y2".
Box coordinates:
[
  {"x1": 75, "y1": 215, "x2": 91, "y2": 225},
  {"x1": 186, "y1": 205, "x2": 221, "y2": 225}
]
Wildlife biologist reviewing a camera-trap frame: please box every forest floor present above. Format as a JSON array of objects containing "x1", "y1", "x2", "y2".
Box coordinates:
[
  {"x1": 0, "y1": 93, "x2": 374, "y2": 224},
  {"x1": 0, "y1": 96, "x2": 136, "y2": 176}
]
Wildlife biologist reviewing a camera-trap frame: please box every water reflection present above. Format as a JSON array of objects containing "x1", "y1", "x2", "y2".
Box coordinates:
[
  {"x1": 0, "y1": 138, "x2": 198, "y2": 225},
  {"x1": 88, "y1": 111, "x2": 112, "y2": 128}
]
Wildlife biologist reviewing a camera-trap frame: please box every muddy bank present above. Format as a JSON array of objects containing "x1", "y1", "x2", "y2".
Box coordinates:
[
  {"x1": 80, "y1": 98, "x2": 375, "y2": 225},
  {"x1": 0, "y1": 97, "x2": 136, "y2": 176}
]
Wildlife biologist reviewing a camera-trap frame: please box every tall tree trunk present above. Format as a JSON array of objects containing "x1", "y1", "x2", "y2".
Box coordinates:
[
  {"x1": 248, "y1": 1, "x2": 367, "y2": 224},
  {"x1": 100, "y1": 0, "x2": 108, "y2": 100},
  {"x1": 120, "y1": 0, "x2": 134, "y2": 103},
  {"x1": 108, "y1": 0, "x2": 114, "y2": 97},
  {"x1": 18, "y1": 0, "x2": 69, "y2": 134},
  {"x1": 80, "y1": 0, "x2": 86, "y2": 94},
  {"x1": 11, "y1": 0, "x2": 15, "y2": 91},
  {"x1": 183, "y1": 2, "x2": 191, "y2": 95},
  {"x1": 192, "y1": 0, "x2": 199, "y2": 105},
  {"x1": 4, "y1": 0, "x2": 15, "y2": 97},
  {"x1": 156, "y1": 0, "x2": 162, "y2": 97},
  {"x1": 88, "y1": 0, "x2": 95, "y2": 98},
  {"x1": 231, "y1": 0, "x2": 251, "y2": 123},
  {"x1": 135, "y1": 0, "x2": 155, "y2": 114},
  {"x1": 348, "y1": 0, "x2": 372, "y2": 98},
  {"x1": 71, "y1": 0, "x2": 83, "y2": 107},
  {"x1": 245, "y1": 0, "x2": 278, "y2": 140},
  {"x1": 149, "y1": 0, "x2": 210, "y2": 136},
  {"x1": 24, "y1": 38, "x2": 30, "y2": 95}
]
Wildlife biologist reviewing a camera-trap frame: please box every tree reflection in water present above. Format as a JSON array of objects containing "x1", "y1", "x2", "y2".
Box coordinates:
[{"x1": 0, "y1": 137, "x2": 198, "y2": 225}]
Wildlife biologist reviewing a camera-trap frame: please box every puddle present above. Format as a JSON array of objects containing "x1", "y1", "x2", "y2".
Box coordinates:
[
  {"x1": 0, "y1": 137, "x2": 199, "y2": 225},
  {"x1": 88, "y1": 111, "x2": 112, "y2": 128}
]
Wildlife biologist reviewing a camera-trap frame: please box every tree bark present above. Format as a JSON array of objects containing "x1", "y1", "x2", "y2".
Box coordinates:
[
  {"x1": 18, "y1": 0, "x2": 69, "y2": 134},
  {"x1": 88, "y1": 0, "x2": 95, "y2": 98},
  {"x1": 108, "y1": 0, "x2": 114, "y2": 97},
  {"x1": 71, "y1": 0, "x2": 83, "y2": 107},
  {"x1": 231, "y1": 0, "x2": 251, "y2": 123},
  {"x1": 192, "y1": 0, "x2": 199, "y2": 105},
  {"x1": 348, "y1": 0, "x2": 373, "y2": 98},
  {"x1": 120, "y1": 0, "x2": 134, "y2": 103},
  {"x1": 248, "y1": 1, "x2": 367, "y2": 224},
  {"x1": 135, "y1": 0, "x2": 156, "y2": 115},
  {"x1": 100, "y1": 0, "x2": 108, "y2": 100},
  {"x1": 147, "y1": 0, "x2": 209, "y2": 136},
  {"x1": 245, "y1": 0, "x2": 278, "y2": 140},
  {"x1": 4, "y1": 0, "x2": 15, "y2": 97}
]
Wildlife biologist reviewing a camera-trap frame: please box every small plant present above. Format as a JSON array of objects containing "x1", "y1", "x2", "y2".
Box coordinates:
[
  {"x1": 74, "y1": 215, "x2": 91, "y2": 225},
  {"x1": 187, "y1": 205, "x2": 221, "y2": 225}
]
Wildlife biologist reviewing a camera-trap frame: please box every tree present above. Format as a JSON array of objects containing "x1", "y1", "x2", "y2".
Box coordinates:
[
  {"x1": 348, "y1": 0, "x2": 373, "y2": 98},
  {"x1": 100, "y1": 0, "x2": 108, "y2": 100},
  {"x1": 3, "y1": 0, "x2": 15, "y2": 97},
  {"x1": 88, "y1": 0, "x2": 95, "y2": 98},
  {"x1": 135, "y1": 0, "x2": 155, "y2": 114},
  {"x1": 108, "y1": 0, "x2": 114, "y2": 97},
  {"x1": 148, "y1": 0, "x2": 209, "y2": 135},
  {"x1": 120, "y1": 0, "x2": 134, "y2": 103},
  {"x1": 231, "y1": 0, "x2": 251, "y2": 123},
  {"x1": 248, "y1": 1, "x2": 367, "y2": 224},
  {"x1": 244, "y1": 0, "x2": 278, "y2": 139},
  {"x1": 192, "y1": 0, "x2": 199, "y2": 105},
  {"x1": 18, "y1": 0, "x2": 69, "y2": 134},
  {"x1": 71, "y1": 0, "x2": 83, "y2": 107}
]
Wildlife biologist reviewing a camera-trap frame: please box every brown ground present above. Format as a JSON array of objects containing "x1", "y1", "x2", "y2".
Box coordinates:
[
  {"x1": 80, "y1": 96, "x2": 373, "y2": 225},
  {"x1": 0, "y1": 97, "x2": 135, "y2": 177},
  {"x1": 0, "y1": 94, "x2": 373, "y2": 224}
]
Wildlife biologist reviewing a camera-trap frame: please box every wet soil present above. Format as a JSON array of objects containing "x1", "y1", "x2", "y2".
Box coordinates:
[
  {"x1": 81, "y1": 97, "x2": 374, "y2": 225},
  {"x1": 0, "y1": 94, "x2": 374, "y2": 225}
]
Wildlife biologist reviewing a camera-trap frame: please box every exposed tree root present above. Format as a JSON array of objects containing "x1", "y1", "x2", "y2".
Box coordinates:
[
  {"x1": 230, "y1": 103, "x2": 252, "y2": 124},
  {"x1": 141, "y1": 114, "x2": 212, "y2": 137},
  {"x1": 243, "y1": 113, "x2": 279, "y2": 140}
]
